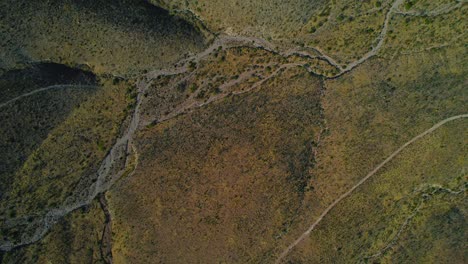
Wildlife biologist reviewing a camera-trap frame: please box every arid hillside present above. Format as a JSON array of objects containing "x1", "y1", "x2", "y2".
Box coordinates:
[{"x1": 0, "y1": 0, "x2": 466, "y2": 263}]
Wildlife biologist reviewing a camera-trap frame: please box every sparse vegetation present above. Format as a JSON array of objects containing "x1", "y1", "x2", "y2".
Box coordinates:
[
  {"x1": 0, "y1": 0, "x2": 207, "y2": 75},
  {"x1": 284, "y1": 119, "x2": 466, "y2": 263},
  {"x1": 0, "y1": 63, "x2": 98, "y2": 200},
  {"x1": 1, "y1": 200, "x2": 106, "y2": 263},
  {"x1": 109, "y1": 67, "x2": 324, "y2": 263},
  {"x1": 0, "y1": 0, "x2": 465, "y2": 262},
  {"x1": 0, "y1": 75, "x2": 132, "y2": 244},
  {"x1": 158, "y1": 0, "x2": 328, "y2": 43}
]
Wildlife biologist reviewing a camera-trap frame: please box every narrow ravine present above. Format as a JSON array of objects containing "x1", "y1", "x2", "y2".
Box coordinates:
[{"x1": 99, "y1": 194, "x2": 113, "y2": 264}]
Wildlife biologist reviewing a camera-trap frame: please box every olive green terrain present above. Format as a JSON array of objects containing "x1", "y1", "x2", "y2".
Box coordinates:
[
  {"x1": 109, "y1": 66, "x2": 324, "y2": 263},
  {"x1": 286, "y1": 119, "x2": 466, "y2": 263},
  {"x1": 162, "y1": 0, "x2": 328, "y2": 40},
  {"x1": 0, "y1": 76, "x2": 133, "y2": 247},
  {"x1": 0, "y1": 63, "x2": 97, "y2": 103},
  {"x1": 0, "y1": 0, "x2": 207, "y2": 75},
  {"x1": 0, "y1": 63, "x2": 98, "y2": 197},
  {"x1": 0, "y1": 0, "x2": 466, "y2": 263}
]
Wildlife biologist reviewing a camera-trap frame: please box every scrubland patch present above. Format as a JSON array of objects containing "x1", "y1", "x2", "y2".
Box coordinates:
[
  {"x1": 314, "y1": 44, "x2": 466, "y2": 203},
  {"x1": 382, "y1": 6, "x2": 466, "y2": 56},
  {"x1": 272, "y1": 33, "x2": 466, "y2": 262},
  {"x1": 0, "y1": 63, "x2": 98, "y2": 197},
  {"x1": 285, "y1": 119, "x2": 466, "y2": 263},
  {"x1": 305, "y1": 0, "x2": 390, "y2": 65},
  {"x1": 1, "y1": 200, "x2": 106, "y2": 264},
  {"x1": 0, "y1": 0, "x2": 206, "y2": 75},
  {"x1": 0, "y1": 0, "x2": 465, "y2": 261},
  {"x1": 158, "y1": 0, "x2": 328, "y2": 40},
  {"x1": 109, "y1": 67, "x2": 324, "y2": 263},
  {"x1": 0, "y1": 77, "x2": 133, "y2": 246}
]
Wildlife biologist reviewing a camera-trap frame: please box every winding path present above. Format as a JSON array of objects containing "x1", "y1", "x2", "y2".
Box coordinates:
[
  {"x1": 334, "y1": 0, "x2": 405, "y2": 77},
  {"x1": 275, "y1": 114, "x2": 468, "y2": 263},
  {"x1": 0, "y1": 84, "x2": 99, "y2": 109},
  {"x1": 1, "y1": 0, "x2": 465, "y2": 253}
]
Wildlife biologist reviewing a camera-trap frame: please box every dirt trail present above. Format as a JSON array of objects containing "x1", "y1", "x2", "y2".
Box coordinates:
[
  {"x1": 1, "y1": 0, "x2": 464, "y2": 251},
  {"x1": 275, "y1": 114, "x2": 468, "y2": 263},
  {"x1": 99, "y1": 194, "x2": 113, "y2": 264},
  {"x1": 0, "y1": 49, "x2": 232, "y2": 250},
  {"x1": 334, "y1": 0, "x2": 405, "y2": 77},
  {"x1": 0, "y1": 84, "x2": 99, "y2": 109}
]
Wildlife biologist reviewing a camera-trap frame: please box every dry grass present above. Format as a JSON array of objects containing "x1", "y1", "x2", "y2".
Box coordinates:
[
  {"x1": 1, "y1": 200, "x2": 106, "y2": 264},
  {"x1": 285, "y1": 119, "x2": 466, "y2": 263},
  {"x1": 157, "y1": 0, "x2": 328, "y2": 40},
  {"x1": 381, "y1": 6, "x2": 466, "y2": 57},
  {"x1": 0, "y1": 0, "x2": 465, "y2": 262},
  {"x1": 0, "y1": 0, "x2": 206, "y2": 75},
  {"x1": 0, "y1": 63, "x2": 98, "y2": 198},
  {"x1": 271, "y1": 33, "x2": 466, "y2": 262},
  {"x1": 0, "y1": 76, "x2": 133, "y2": 237},
  {"x1": 109, "y1": 67, "x2": 324, "y2": 263}
]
